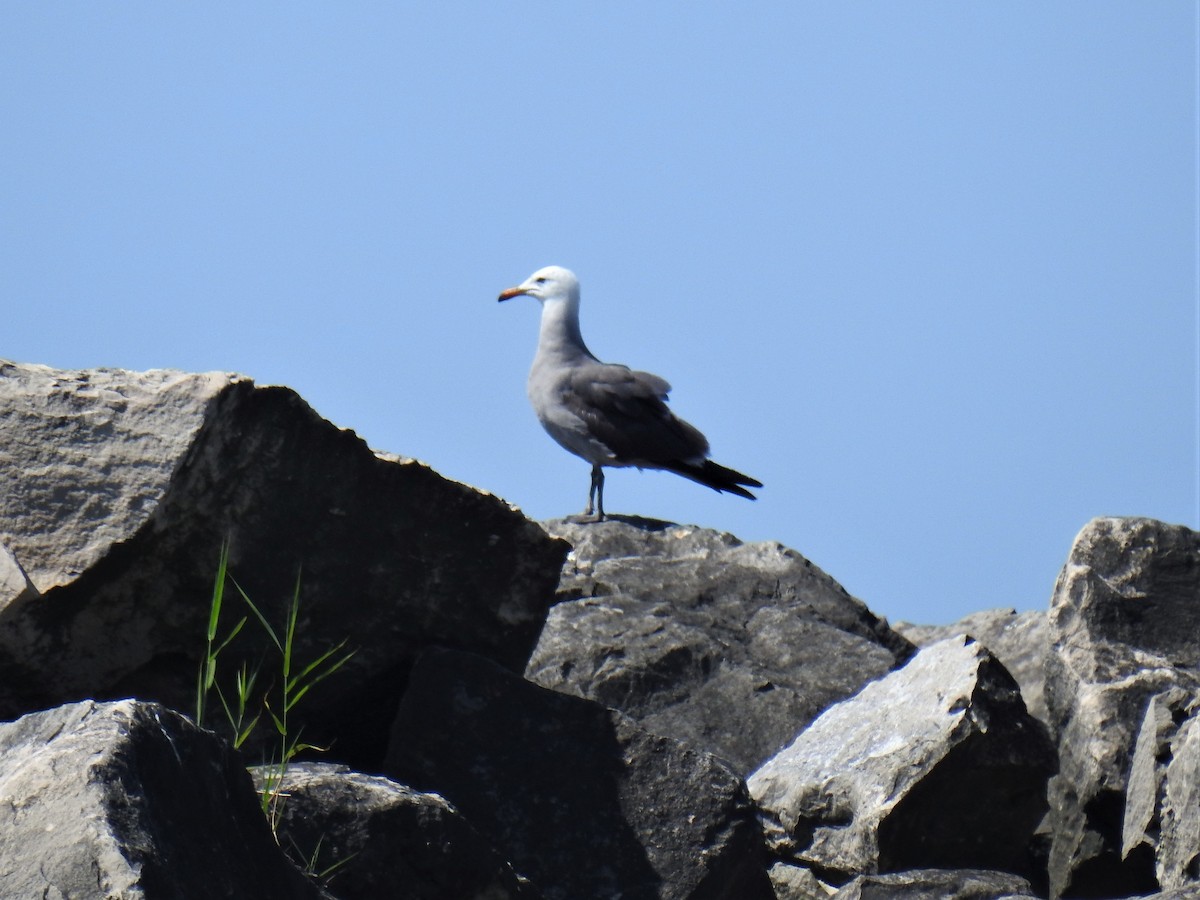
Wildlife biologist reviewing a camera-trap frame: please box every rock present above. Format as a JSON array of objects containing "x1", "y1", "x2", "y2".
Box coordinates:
[
  {"x1": 0, "y1": 698, "x2": 325, "y2": 898},
  {"x1": 0, "y1": 541, "x2": 37, "y2": 609},
  {"x1": 1121, "y1": 687, "x2": 1200, "y2": 893},
  {"x1": 748, "y1": 636, "x2": 1055, "y2": 886},
  {"x1": 0, "y1": 363, "x2": 236, "y2": 591},
  {"x1": 894, "y1": 608, "x2": 1049, "y2": 724},
  {"x1": 251, "y1": 762, "x2": 536, "y2": 899},
  {"x1": 525, "y1": 517, "x2": 914, "y2": 774},
  {"x1": 0, "y1": 360, "x2": 568, "y2": 766},
  {"x1": 1044, "y1": 517, "x2": 1200, "y2": 899},
  {"x1": 383, "y1": 646, "x2": 774, "y2": 900},
  {"x1": 768, "y1": 862, "x2": 838, "y2": 899},
  {"x1": 830, "y1": 869, "x2": 1037, "y2": 899}
]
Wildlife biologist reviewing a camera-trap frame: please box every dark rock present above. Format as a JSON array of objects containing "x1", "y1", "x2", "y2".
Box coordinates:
[
  {"x1": 749, "y1": 636, "x2": 1055, "y2": 885},
  {"x1": 0, "y1": 361, "x2": 567, "y2": 767},
  {"x1": 250, "y1": 762, "x2": 536, "y2": 899},
  {"x1": 0, "y1": 698, "x2": 325, "y2": 899},
  {"x1": 831, "y1": 869, "x2": 1038, "y2": 899},
  {"x1": 383, "y1": 646, "x2": 774, "y2": 900},
  {"x1": 895, "y1": 608, "x2": 1049, "y2": 724},
  {"x1": 1044, "y1": 517, "x2": 1200, "y2": 899},
  {"x1": 525, "y1": 517, "x2": 914, "y2": 774}
]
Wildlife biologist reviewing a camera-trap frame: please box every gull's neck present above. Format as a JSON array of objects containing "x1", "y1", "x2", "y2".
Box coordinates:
[{"x1": 536, "y1": 296, "x2": 595, "y2": 365}]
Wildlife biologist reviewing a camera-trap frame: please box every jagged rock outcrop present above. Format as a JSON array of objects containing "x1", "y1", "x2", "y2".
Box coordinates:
[
  {"x1": 384, "y1": 646, "x2": 774, "y2": 900},
  {"x1": 767, "y1": 861, "x2": 836, "y2": 899},
  {"x1": 251, "y1": 762, "x2": 536, "y2": 899},
  {"x1": 526, "y1": 517, "x2": 914, "y2": 774},
  {"x1": 1045, "y1": 517, "x2": 1200, "y2": 899},
  {"x1": 10, "y1": 360, "x2": 1200, "y2": 899},
  {"x1": 1122, "y1": 688, "x2": 1200, "y2": 893},
  {"x1": 895, "y1": 607, "x2": 1049, "y2": 724},
  {"x1": 0, "y1": 699, "x2": 326, "y2": 899},
  {"x1": 0, "y1": 360, "x2": 568, "y2": 766},
  {"x1": 749, "y1": 636, "x2": 1055, "y2": 890},
  {"x1": 829, "y1": 869, "x2": 1038, "y2": 900}
]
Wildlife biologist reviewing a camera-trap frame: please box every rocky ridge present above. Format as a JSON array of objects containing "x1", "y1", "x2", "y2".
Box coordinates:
[{"x1": 1, "y1": 359, "x2": 1198, "y2": 899}]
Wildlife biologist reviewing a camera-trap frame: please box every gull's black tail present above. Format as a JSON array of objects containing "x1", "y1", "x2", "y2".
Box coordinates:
[{"x1": 665, "y1": 459, "x2": 762, "y2": 500}]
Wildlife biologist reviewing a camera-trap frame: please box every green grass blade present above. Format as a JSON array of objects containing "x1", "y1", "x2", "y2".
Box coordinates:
[
  {"x1": 212, "y1": 616, "x2": 248, "y2": 657},
  {"x1": 286, "y1": 648, "x2": 355, "y2": 711},
  {"x1": 285, "y1": 741, "x2": 325, "y2": 756},
  {"x1": 196, "y1": 538, "x2": 233, "y2": 726},
  {"x1": 206, "y1": 540, "x2": 230, "y2": 642},
  {"x1": 234, "y1": 659, "x2": 261, "y2": 703},
  {"x1": 202, "y1": 655, "x2": 218, "y2": 692},
  {"x1": 215, "y1": 682, "x2": 236, "y2": 728},
  {"x1": 285, "y1": 639, "x2": 350, "y2": 694},
  {"x1": 235, "y1": 712, "x2": 263, "y2": 748},
  {"x1": 282, "y1": 568, "x2": 302, "y2": 682},
  {"x1": 231, "y1": 575, "x2": 282, "y2": 652}
]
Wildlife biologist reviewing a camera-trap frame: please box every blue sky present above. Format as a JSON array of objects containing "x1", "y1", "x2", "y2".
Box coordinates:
[{"x1": 2, "y1": 4, "x2": 1196, "y2": 627}]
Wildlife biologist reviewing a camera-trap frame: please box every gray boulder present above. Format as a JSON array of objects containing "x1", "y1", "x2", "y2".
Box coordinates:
[
  {"x1": 1123, "y1": 688, "x2": 1200, "y2": 892},
  {"x1": 0, "y1": 698, "x2": 325, "y2": 899},
  {"x1": 526, "y1": 517, "x2": 914, "y2": 774},
  {"x1": 895, "y1": 608, "x2": 1048, "y2": 724},
  {"x1": 768, "y1": 864, "x2": 1038, "y2": 900},
  {"x1": 0, "y1": 360, "x2": 567, "y2": 765},
  {"x1": 1045, "y1": 517, "x2": 1200, "y2": 899},
  {"x1": 767, "y1": 862, "x2": 837, "y2": 899},
  {"x1": 251, "y1": 762, "x2": 536, "y2": 899},
  {"x1": 748, "y1": 636, "x2": 1054, "y2": 885},
  {"x1": 384, "y1": 646, "x2": 774, "y2": 900},
  {"x1": 830, "y1": 869, "x2": 1038, "y2": 900}
]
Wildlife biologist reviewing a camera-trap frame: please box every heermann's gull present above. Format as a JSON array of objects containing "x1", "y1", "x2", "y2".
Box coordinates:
[{"x1": 498, "y1": 265, "x2": 761, "y2": 521}]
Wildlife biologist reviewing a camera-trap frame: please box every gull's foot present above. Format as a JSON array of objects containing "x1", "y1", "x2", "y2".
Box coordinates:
[{"x1": 565, "y1": 512, "x2": 606, "y2": 524}]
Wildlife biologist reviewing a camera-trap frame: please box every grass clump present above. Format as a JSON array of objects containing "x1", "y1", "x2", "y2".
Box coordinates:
[{"x1": 196, "y1": 539, "x2": 354, "y2": 834}]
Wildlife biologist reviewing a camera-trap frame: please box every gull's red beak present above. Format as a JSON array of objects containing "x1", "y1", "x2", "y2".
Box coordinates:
[{"x1": 497, "y1": 285, "x2": 528, "y2": 302}]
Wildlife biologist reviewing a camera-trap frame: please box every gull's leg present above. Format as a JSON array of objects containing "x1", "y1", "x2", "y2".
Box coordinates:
[
  {"x1": 577, "y1": 465, "x2": 605, "y2": 522},
  {"x1": 569, "y1": 466, "x2": 607, "y2": 524},
  {"x1": 593, "y1": 466, "x2": 605, "y2": 520}
]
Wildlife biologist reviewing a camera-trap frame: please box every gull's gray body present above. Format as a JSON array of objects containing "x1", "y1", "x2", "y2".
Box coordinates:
[{"x1": 499, "y1": 265, "x2": 761, "y2": 520}]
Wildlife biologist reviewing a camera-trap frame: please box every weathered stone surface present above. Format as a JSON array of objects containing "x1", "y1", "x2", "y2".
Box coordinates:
[
  {"x1": 895, "y1": 608, "x2": 1048, "y2": 724},
  {"x1": 0, "y1": 360, "x2": 568, "y2": 766},
  {"x1": 525, "y1": 517, "x2": 914, "y2": 774},
  {"x1": 0, "y1": 698, "x2": 325, "y2": 899},
  {"x1": 0, "y1": 362, "x2": 237, "y2": 591},
  {"x1": 1045, "y1": 517, "x2": 1200, "y2": 899},
  {"x1": 0, "y1": 541, "x2": 37, "y2": 610},
  {"x1": 830, "y1": 869, "x2": 1037, "y2": 899},
  {"x1": 384, "y1": 646, "x2": 774, "y2": 900},
  {"x1": 252, "y1": 762, "x2": 536, "y2": 900},
  {"x1": 1121, "y1": 687, "x2": 1200, "y2": 893},
  {"x1": 749, "y1": 636, "x2": 1054, "y2": 884},
  {"x1": 767, "y1": 861, "x2": 833, "y2": 899}
]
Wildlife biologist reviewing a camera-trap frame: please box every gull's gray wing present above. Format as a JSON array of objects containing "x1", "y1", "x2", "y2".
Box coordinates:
[{"x1": 560, "y1": 361, "x2": 710, "y2": 466}]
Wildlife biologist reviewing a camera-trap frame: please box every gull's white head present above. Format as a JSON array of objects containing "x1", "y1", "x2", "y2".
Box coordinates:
[{"x1": 497, "y1": 265, "x2": 580, "y2": 306}]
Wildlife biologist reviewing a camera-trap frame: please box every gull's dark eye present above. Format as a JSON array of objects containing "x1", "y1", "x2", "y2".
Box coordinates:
[{"x1": 535, "y1": 277, "x2": 547, "y2": 284}]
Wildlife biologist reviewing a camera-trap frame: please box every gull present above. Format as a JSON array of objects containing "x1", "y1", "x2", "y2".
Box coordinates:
[{"x1": 498, "y1": 265, "x2": 762, "y2": 521}]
